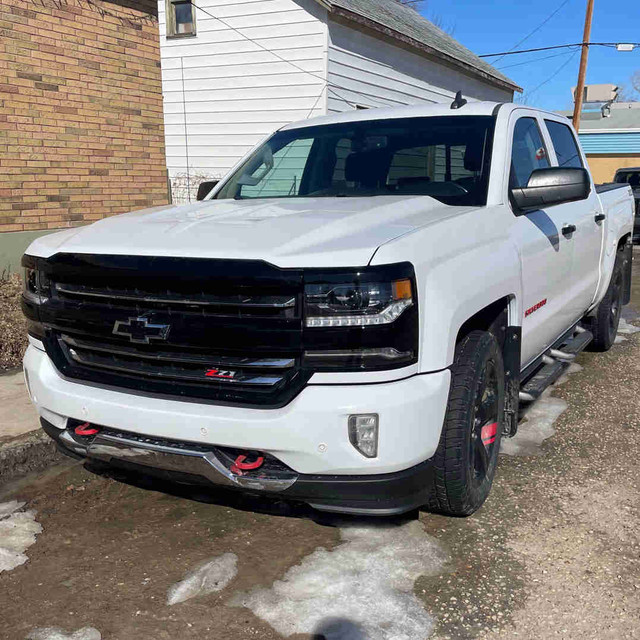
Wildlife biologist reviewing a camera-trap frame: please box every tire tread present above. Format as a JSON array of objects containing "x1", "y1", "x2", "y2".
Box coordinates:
[{"x1": 427, "y1": 330, "x2": 504, "y2": 517}]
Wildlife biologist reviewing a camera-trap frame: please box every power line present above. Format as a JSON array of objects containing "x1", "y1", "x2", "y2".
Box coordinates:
[
  {"x1": 189, "y1": 2, "x2": 451, "y2": 113},
  {"x1": 189, "y1": 2, "x2": 366, "y2": 111},
  {"x1": 497, "y1": 49, "x2": 578, "y2": 70},
  {"x1": 481, "y1": 42, "x2": 637, "y2": 58},
  {"x1": 489, "y1": 0, "x2": 572, "y2": 64},
  {"x1": 523, "y1": 50, "x2": 580, "y2": 98}
]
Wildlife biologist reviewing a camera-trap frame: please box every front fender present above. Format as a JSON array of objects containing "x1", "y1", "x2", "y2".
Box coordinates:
[
  {"x1": 418, "y1": 240, "x2": 521, "y2": 371},
  {"x1": 372, "y1": 217, "x2": 522, "y2": 373}
]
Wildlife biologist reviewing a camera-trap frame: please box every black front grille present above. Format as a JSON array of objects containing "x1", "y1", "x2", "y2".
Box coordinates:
[
  {"x1": 54, "y1": 282, "x2": 297, "y2": 319},
  {"x1": 37, "y1": 254, "x2": 309, "y2": 407}
]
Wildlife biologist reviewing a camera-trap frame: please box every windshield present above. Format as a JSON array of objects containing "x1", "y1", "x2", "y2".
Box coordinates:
[{"x1": 215, "y1": 116, "x2": 496, "y2": 207}]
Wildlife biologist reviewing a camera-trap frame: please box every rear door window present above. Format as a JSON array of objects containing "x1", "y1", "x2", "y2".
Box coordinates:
[
  {"x1": 545, "y1": 120, "x2": 584, "y2": 169},
  {"x1": 510, "y1": 117, "x2": 550, "y2": 188}
]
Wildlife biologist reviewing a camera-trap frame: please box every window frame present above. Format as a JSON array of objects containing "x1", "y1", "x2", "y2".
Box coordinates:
[{"x1": 166, "y1": 0, "x2": 197, "y2": 39}]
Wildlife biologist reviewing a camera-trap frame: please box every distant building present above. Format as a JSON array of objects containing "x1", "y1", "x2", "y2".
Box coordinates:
[
  {"x1": 561, "y1": 92, "x2": 640, "y2": 184},
  {"x1": 158, "y1": 0, "x2": 520, "y2": 202}
]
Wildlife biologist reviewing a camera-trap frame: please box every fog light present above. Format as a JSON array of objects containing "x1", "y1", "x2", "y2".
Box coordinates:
[{"x1": 348, "y1": 414, "x2": 379, "y2": 458}]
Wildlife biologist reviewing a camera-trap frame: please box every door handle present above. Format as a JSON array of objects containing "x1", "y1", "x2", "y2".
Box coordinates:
[
  {"x1": 562, "y1": 224, "x2": 577, "y2": 237},
  {"x1": 595, "y1": 213, "x2": 606, "y2": 223}
]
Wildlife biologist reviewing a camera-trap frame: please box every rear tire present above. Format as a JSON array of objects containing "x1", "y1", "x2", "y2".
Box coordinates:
[
  {"x1": 588, "y1": 253, "x2": 624, "y2": 352},
  {"x1": 427, "y1": 330, "x2": 505, "y2": 517}
]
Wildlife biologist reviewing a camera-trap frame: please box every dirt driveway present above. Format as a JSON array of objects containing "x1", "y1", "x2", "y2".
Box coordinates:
[{"x1": 2, "y1": 256, "x2": 640, "y2": 640}]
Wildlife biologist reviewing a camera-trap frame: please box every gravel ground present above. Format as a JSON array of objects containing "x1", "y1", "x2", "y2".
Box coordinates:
[{"x1": 1, "y1": 255, "x2": 640, "y2": 640}]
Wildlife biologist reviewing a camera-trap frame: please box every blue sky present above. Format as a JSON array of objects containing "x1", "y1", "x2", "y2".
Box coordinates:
[{"x1": 424, "y1": 0, "x2": 639, "y2": 110}]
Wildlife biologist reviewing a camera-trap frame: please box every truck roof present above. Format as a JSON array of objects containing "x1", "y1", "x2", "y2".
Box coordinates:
[{"x1": 280, "y1": 101, "x2": 569, "y2": 131}]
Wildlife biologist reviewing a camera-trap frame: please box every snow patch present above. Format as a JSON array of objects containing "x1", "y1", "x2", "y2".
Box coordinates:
[
  {"x1": 615, "y1": 336, "x2": 627, "y2": 344},
  {"x1": 0, "y1": 500, "x2": 25, "y2": 518},
  {"x1": 25, "y1": 628, "x2": 101, "y2": 640},
  {"x1": 617, "y1": 318, "x2": 640, "y2": 335},
  {"x1": 501, "y1": 389, "x2": 568, "y2": 456},
  {"x1": 231, "y1": 520, "x2": 446, "y2": 639},
  {"x1": 167, "y1": 552, "x2": 237, "y2": 605},
  {"x1": 0, "y1": 501, "x2": 42, "y2": 573}
]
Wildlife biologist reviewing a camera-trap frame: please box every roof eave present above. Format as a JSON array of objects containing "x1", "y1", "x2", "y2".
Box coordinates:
[{"x1": 328, "y1": 6, "x2": 522, "y2": 94}]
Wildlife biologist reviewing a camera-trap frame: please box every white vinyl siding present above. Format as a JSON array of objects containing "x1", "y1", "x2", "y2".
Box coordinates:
[
  {"x1": 158, "y1": 0, "x2": 514, "y2": 203},
  {"x1": 159, "y1": 0, "x2": 328, "y2": 202},
  {"x1": 326, "y1": 21, "x2": 512, "y2": 114}
]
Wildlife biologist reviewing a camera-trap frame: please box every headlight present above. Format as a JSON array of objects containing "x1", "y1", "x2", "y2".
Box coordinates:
[
  {"x1": 305, "y1": 279, "x2": 413, "y2": 327},
  {"x1": 302, "y1": 263, "x2": 419, "y2": 371},
  {"x1": 23, "y1": 265, "x2": 50, "y2": 305}
]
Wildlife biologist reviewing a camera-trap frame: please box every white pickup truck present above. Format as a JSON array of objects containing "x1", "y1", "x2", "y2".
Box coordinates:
[{"x1": 21, "y1": 102, "x2": 635, "y2": 517}]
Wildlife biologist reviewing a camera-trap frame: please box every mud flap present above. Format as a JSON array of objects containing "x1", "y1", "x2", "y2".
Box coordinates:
[{"x1": 502, "y1": 326, "x2": 521, "y2": 437}]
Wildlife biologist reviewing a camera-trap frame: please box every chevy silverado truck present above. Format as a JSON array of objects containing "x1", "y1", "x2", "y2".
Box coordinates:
[{"x1": 21, "y1": 102, "x2": 635, "y2": 517}]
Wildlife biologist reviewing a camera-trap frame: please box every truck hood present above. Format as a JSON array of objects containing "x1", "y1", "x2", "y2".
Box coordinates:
[{"x1": 27, "y1": 197, "x2": 475, "y2": 268}]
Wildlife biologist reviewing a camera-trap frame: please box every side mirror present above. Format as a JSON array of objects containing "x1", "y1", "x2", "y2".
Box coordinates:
[
  {"x1": 196, "y1": 180, "x2": 219, "y2": 201},
  {"x1": 511, "y1": 167, "x2": 591, "y2": 213}
]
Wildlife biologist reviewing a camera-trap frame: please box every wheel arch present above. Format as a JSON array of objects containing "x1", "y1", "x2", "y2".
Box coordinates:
[{"x1": 455, "y1": 295, "x2": 517, "y2": 349}]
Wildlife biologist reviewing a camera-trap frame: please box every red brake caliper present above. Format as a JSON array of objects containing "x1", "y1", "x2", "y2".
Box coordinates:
[
  {"x1": 74, "y1": 422, "x2": 100, "y2": 436},
  {"x1": 231, "y1": 455, "x2": 265, "y2": 476},
  {"x1": 480, "y1": 422, "x2": 498, "y2": 446}
]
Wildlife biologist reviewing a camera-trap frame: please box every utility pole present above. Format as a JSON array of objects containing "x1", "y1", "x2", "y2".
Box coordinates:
[{"x1": 572, "y1": 0, "x2": 595, "y2": 131}]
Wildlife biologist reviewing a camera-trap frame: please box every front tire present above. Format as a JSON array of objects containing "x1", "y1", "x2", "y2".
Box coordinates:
[{"x1": 427, "y1": 330, "x2": 505, "y2": 517}]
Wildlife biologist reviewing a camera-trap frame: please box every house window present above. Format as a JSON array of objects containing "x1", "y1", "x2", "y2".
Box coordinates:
[{"x1": 166, "y1": 0, "x2": 196, "y2": 38}]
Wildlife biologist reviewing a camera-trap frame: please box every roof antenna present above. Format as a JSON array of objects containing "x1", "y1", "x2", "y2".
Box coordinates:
[{"x1": 450, "y1": 91, "x2": 467, "y2": 110}]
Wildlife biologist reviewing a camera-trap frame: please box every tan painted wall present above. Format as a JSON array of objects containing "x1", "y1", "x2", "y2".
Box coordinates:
[{"x1": 586, "y1": 155, "x2": 640, "y2": 184}]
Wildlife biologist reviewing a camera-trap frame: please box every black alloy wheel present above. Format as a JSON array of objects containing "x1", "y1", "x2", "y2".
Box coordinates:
[
  {"x1": 427, "y1": 330, "x2": 505, "y2": 517},
  {"x1": 470, "y1": 359, "x2": 500, "y2": 488}
]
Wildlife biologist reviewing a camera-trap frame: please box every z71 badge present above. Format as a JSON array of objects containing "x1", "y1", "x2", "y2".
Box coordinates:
[{"x1": 205, "y1": 368, "x2": 237, "y2": 380}]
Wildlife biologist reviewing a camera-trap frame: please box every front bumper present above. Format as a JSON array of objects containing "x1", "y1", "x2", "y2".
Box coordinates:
[
  {"x1": 42, "y1": 418, "x2": 435, "y2": 515},
  {"x1": 25, "y1": 342, "x2": 450, "y2": 514}
]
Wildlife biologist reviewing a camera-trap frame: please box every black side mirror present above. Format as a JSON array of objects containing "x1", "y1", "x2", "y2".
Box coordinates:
[
  {"x1": 511, "y1": 167, "x2": 591, "y2": 213},
  {"x1": 196, "y1": 180, "x2": 219, "y2": 201}
]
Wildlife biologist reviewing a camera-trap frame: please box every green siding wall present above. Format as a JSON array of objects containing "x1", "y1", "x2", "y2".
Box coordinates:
[{"x1": 0, "y1": 229, "x2": 56, "y2": 274}]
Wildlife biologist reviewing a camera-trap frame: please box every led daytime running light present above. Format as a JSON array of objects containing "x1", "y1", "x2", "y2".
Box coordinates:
[{"x1": 306, "y1": 298, "x2": 413, "y2": 328}]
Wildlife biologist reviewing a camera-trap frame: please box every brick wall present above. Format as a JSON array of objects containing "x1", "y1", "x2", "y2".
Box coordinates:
[{"x1": 0, "y1": 0, "x2": 168, "y2": 233}]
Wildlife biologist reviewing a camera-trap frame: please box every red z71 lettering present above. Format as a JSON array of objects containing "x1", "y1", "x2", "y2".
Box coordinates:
[{"x1": 205, "y1": 369, "x2": 236, "y2": 379}]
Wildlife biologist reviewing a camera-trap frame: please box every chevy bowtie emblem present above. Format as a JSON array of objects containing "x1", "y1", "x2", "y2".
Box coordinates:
[{"x1": 112, "y1": 317, "x2": 171, "y2": 344}]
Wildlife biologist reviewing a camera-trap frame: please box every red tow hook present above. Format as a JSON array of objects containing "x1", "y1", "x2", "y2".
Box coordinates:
[
  {"x1": 231, "y1": 454, "x2": 265, "y2": 476},
  {"x1": 74, "y1": 422, "x2": 100, "y2": 437}
]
